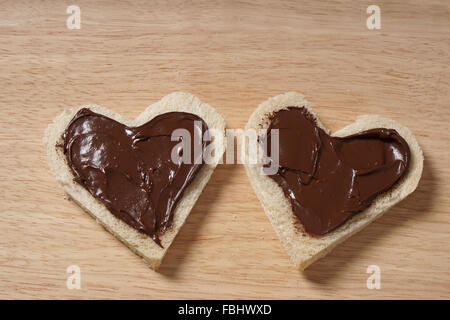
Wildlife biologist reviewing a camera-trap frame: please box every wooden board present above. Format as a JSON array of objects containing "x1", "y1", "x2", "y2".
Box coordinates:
[{"x1": 1, "y1": 0, "x2": 449, "y2": 299}]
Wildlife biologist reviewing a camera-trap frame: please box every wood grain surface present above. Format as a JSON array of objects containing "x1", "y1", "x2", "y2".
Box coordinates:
[{"x1": 0, "y1": 0, "x2": 449, "y2": 299}]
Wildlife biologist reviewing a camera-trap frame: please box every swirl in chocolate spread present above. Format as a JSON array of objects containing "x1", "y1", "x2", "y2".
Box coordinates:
[
  {"x1": 262, "y1": 107, "x2": 410, "y2": 235},
  {"x1": 60, "y1": 108, "x2": 209, "y2": 247}
]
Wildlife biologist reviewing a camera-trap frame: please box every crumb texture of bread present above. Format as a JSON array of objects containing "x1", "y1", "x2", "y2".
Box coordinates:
[
  {"x1": 244, "y1": 92, "x2": 424, "y2": 270},
  {"x1": 43, "y1": 92, "x2": 226, "y2": 270}
]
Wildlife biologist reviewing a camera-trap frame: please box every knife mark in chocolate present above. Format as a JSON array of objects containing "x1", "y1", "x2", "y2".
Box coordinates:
[
  {"x1": 60, "y1": 108, "x2": 209, "y2": 247},
  {"x1": 262, "y1": 107, "x2": 410, "y2": 235}
]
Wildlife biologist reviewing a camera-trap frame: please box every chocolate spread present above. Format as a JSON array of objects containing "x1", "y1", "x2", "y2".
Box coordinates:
[
  {"x1": 263, "y1": 107, "x2": 410, "y2": 235},
  {"x1": 60, "y1": 108, "x2": 209, "y2": 247}
]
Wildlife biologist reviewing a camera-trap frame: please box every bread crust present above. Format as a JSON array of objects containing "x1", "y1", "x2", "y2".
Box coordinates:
[
  {"x1": 244, "y1": 92, "x2": 424, "y2": 270},
  {"x1": 44, "y1": 92, "x2": 226, "y2": 270}
]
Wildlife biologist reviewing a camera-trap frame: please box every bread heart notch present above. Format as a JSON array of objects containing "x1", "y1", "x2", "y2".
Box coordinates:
[
  {"x1": 44, "y1": 92, "x2": 226, "y2": 270},
  {"x1": 244, "y1": 92, "x2": 423, "y2": 270}
]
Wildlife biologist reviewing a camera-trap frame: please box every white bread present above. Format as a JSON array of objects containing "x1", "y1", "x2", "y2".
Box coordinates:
[
  {"x1": 43, "y1": 92, "x2": 226, "y2": 270},
  {"x1": 244, "y1": 92, "x2": 424, "y2": 270}
]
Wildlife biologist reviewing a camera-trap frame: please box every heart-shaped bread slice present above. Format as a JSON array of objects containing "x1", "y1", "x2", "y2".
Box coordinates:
[
  {"x1": 244, "y1": 92, "x2": 423, "y2": 270},
  {"x1": 44, "y1": 92, "x2": 226, "y2": 270}
]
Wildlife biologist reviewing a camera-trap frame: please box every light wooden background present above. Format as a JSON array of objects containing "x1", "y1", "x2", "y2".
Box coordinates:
[{"x1": 1, "y1": 0, "x2": 449, "y2": 299}]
